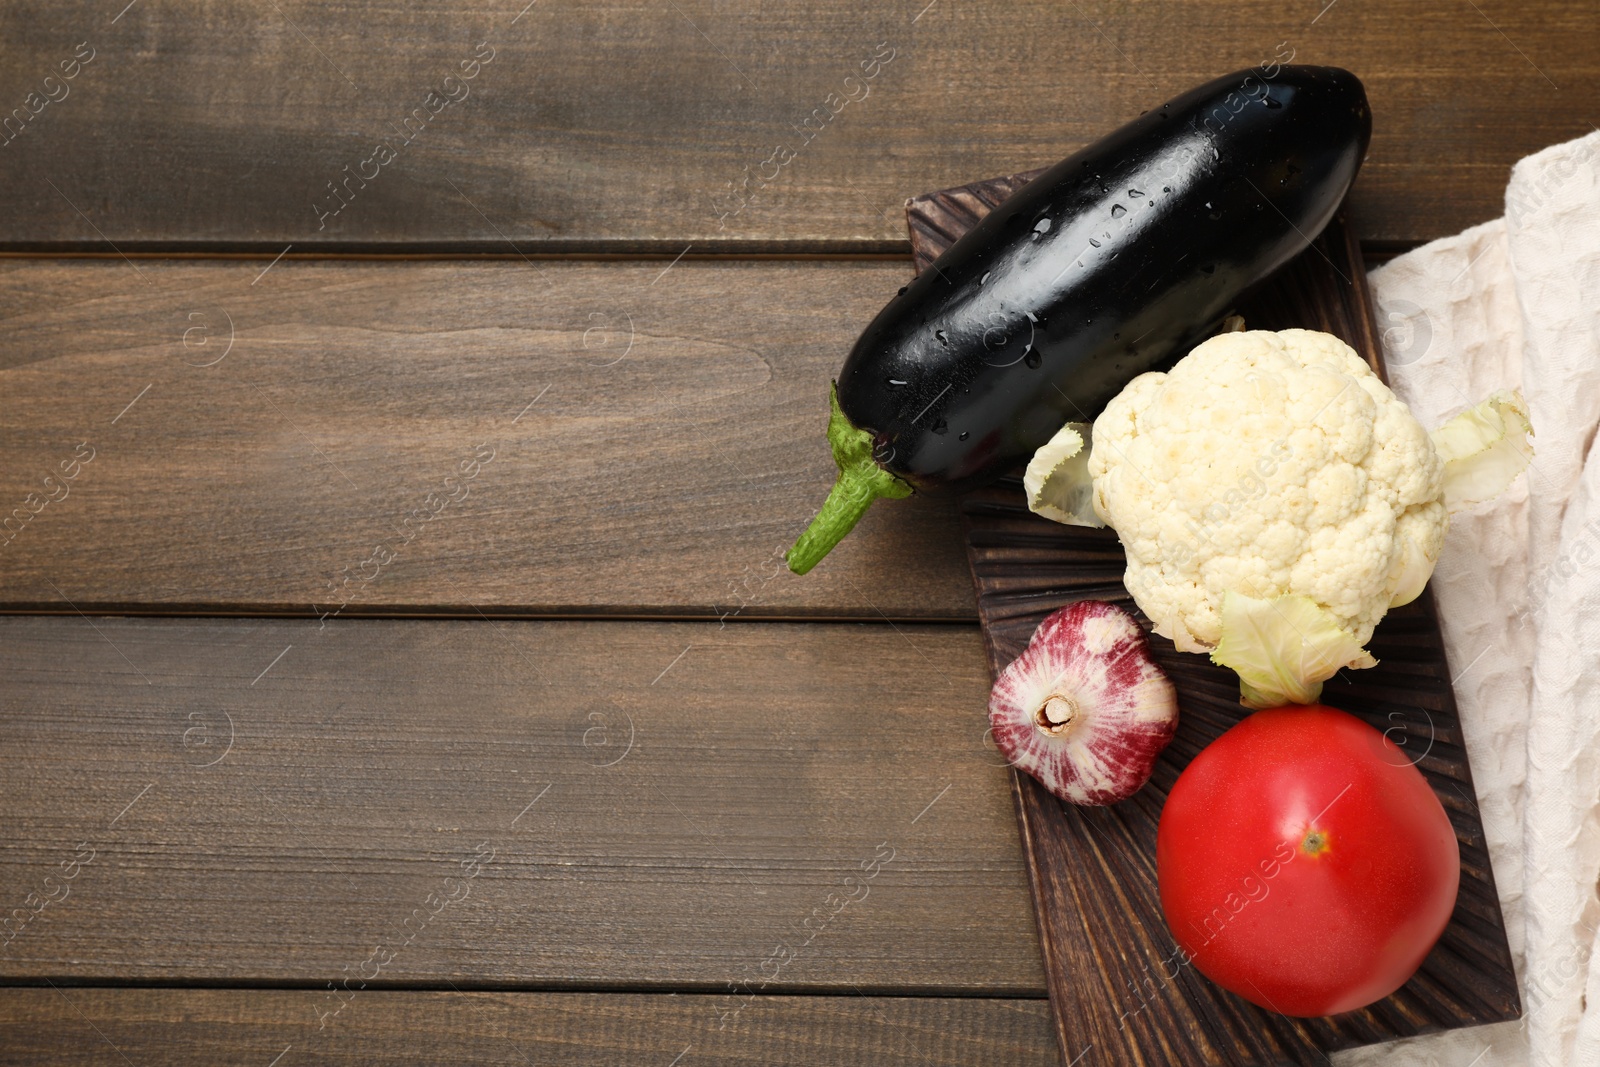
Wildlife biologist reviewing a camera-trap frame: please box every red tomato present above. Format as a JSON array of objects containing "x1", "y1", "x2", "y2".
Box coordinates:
[{"x1": 1156, "y1": 704, "x2": 1460, "y2": 1017}]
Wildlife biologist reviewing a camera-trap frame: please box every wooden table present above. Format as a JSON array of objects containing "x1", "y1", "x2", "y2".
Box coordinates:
[{"x1": 0, "y1": 3, "x2": 1592, "y2": 1062}]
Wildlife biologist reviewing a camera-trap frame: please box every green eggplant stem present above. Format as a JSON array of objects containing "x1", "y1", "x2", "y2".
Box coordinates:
[{"x1": 786, "y1": 383, "x2": 913, "y2": 575}]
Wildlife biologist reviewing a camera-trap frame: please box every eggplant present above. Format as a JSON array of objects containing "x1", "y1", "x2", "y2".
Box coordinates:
[{"x1": 787, "y1": 65, "x2": 1371, "y2": 574}]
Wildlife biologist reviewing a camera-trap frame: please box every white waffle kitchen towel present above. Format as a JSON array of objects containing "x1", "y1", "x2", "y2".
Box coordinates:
[{"x1": 1334, "y1": 130, "x2": 1600, "y2": 1067}]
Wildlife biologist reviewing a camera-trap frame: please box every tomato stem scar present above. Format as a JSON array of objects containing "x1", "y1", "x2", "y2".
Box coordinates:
[{"x1": 1301, "y1": 828, "x2": 1330, "y2": 856}]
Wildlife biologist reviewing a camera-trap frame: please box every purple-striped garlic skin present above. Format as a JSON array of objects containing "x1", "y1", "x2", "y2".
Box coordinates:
[{"x1": 989, "y1": 601, "x2": 1178, "y2": 806}]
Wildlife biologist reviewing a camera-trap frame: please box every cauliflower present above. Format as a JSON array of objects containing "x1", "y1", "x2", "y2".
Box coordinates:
[{"x1": 1025, "y1": 328, "x2": 1532, "y2": 707}]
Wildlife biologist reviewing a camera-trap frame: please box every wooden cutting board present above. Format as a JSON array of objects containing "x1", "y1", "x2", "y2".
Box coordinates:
[{"x1": 905, "y1": 174, "x2": 1522, "y2": 1066}]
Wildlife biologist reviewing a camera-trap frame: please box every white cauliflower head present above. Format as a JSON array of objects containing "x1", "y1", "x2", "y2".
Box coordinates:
[
  {"x1": 1086, "y1": 328, "x2": 1446, "y2": 655},
  {"x1": 1026, "y1": 327, "x2": 1532, "y2": 708}
]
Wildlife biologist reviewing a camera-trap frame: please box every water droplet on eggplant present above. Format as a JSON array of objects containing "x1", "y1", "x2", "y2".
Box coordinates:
[
  {"x1": 935, "y1": 329, "x2": 949, "y2": 345},
  {"x1": 1110, "y1": 204, "x2": 1127, "y2": 218},
  {"x1": 1128, "y1": 188, "x2": 1144, "y2": 197},
  {"x1": 1024, "y1": 349, "x2": 1042, "y2": 368},
  {"x1": 1089, "y1": 238, "x2": 1101, "y2": 247},
  {"x1": 887, "y1": 377, "x2": 909, "y2": 387},
  {"x1": 958, "y1": 431, "x2": 970, "y2": 441},
  {"x1": 931, "y1": 418, "x2": 949, "y2": 434}
]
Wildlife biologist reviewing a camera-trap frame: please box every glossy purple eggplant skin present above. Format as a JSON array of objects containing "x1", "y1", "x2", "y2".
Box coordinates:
[{"x1": 837, "y1": 65, "x2": 1371, "y2": 491}]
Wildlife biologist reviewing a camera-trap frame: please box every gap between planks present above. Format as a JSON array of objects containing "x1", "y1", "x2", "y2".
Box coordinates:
[{"x1": 0, "y1": 241, "x2": 1416, "y2": 262}]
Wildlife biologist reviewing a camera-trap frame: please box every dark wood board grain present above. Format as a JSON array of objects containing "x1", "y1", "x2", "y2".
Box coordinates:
[
  {"x1": 907, "y1": 180, "x2": 1519, "y2": 1063},
  {"x1": 0, "y1": 989, "x2": 1057, "y2": 1066},
  {"x1": 0, "y1": 0, "x2": 1595, "y2": 251},
  {"x1": 0, "y1": 258, "x2": 976, "y2": 620},
  {"x1": 0, "y1": 615, "x2": 1044, "y2": 994}
]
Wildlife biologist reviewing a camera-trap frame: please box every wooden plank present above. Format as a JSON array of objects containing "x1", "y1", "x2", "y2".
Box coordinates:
[
  {"x1": 0, "y1": 257, "x2": 976, "y2": 619},
  {"x1": 0, "y1": 616, "x2": 1044, "y2": 994},
  {"x1": 0, "y1": 989, "x2": 1057, "y2": 1066},
  {"x1": 0, "y1": 0, "x2": 1592, "y2": 251}
]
